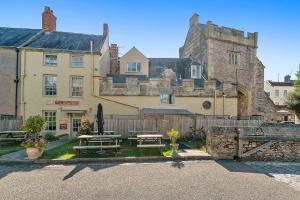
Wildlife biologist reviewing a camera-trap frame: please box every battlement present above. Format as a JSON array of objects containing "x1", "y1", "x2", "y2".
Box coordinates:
[{"x1": 206, "y1": 21, "x2": 258, "y2": 48}]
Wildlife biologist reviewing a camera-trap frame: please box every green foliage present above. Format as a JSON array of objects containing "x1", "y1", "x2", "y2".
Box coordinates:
[
  {"x1": 21, "y1": 138, "x2": 47, "y2": 149},
  {"x1": 167, "y1": 129, "x2": 180, "y2": 144},
  {"x1": 78, "y1": 119, "x2": 93, "y2": 135},
  {"x1": 22, "y1": 115, "x2": 46, "y2": 135},
  {"x1": 286, "y1": 66, "x2": 300, "y2": 117},
  {"x1": 44, "y1": 132, "x2": 59, "y2": 141}
]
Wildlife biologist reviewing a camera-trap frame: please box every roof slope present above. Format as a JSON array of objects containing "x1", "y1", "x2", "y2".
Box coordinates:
[
  {"x1": 25, "y1": 31, "x2": 103, "y2": 52},
  {"x1": 268, "y1": 81, "x2": 294, "y2": 87},
  {"x1": 0, "y1": 27, "x2": 104, "y2": 52},
  {"x1": 0, "y1": 27, "x2": 41, "y2": 47}
]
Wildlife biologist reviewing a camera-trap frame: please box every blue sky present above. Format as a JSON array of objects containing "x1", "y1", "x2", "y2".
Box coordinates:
[{"x1": 0, "y1": 0, "x2": 299, "y2": 81}]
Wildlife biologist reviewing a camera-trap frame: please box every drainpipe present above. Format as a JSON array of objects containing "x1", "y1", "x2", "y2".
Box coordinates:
[{"x1": 14, "y1": 48, "x2": 20, "y2": 117}]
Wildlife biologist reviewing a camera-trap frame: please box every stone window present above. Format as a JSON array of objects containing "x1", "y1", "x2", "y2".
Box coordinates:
[
  {"x1": 160, "y1": 94, "x2": 175, "y2": 104},
  {"x1": 275, "y1": 90, "x2": 279, "y2": 97},
  {"x1": 44, "y1": 54, "x2": 57, "y2": 66},
  {"x1": 43, "y1": 111, "x2": 56, "y2": 131},
  {"x1": 126, "y1": 62, "x2": 142, "y2": 72},
  {"x1": 70, "y1": 76, "x2": 83, "y2": 97},
  {"x1": 43, "y1": 75, "x2": 57, "y2": 96},
  {"x1": 229, "y1": 52, "x2": 238, "y2": 65},
  {"x1": 283, "y1": 90, "x2": 288, "y2": 98},
  {"x1": 70, "y1": 55, "x2": 84, "y2": 68}
]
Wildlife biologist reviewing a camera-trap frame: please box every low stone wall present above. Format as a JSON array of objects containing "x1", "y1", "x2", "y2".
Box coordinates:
[{"x1": 207, "y1": 124, "x2": 300, "y2": 161}]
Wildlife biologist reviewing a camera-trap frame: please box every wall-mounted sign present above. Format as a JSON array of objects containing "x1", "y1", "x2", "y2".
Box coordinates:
[
  {"x1": 47, "y1": 100, "x2": 79, "y2": 106},
  {"x1": 202, "y1": 101, "x2": 212, "y2": 109},
  {"x1": 59, "y1": 119, "x2": 68, "y2": 130}
]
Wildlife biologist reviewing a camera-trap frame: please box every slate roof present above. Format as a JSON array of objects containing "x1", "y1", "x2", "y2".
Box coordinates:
[
  {"x1": 268, "y1": 81, "x2": 294, "y2": 87},
  {"x1": 0, "y1": 27, "x2": 40, "y2": 47},
  {"x1": 142, "y1": 108, "x2": 193, "y2": 115},
  {"x1": 0, "y1": 27, "x2": 104, "y2": 52}
]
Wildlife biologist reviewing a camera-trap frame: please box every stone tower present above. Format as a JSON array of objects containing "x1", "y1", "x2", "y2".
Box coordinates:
[{"x1": 180, "y1": 13, "x2": 266, "y2": 118}]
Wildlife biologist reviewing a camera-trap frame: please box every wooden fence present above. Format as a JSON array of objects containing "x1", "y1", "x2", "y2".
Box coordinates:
[
  {"x1": 0, "y1": 119, "x2": 23, "y2": 131},
  {"x1": 103, "y1": 116, "x2": 263, "y2": 138}
]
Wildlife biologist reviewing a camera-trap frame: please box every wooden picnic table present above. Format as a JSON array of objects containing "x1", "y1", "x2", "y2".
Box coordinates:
[
  {"x1": 136, "y1": 134, "x2": 165, "y2": 148},
  {"x1": 0, "y1": 131, "x2": 28, "y2": 141},
  {"x1": 92, "y1": 130, "x2": 116, "y2": 135},
  {"x1": 74, "y1": 135, "x2": 122, "y2": 154}
]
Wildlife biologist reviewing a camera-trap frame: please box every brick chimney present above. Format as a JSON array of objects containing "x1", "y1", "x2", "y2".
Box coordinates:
[
  {"x1": 42, "y1": 6, "x2": 56, "y2": 32},
  {"x1": 284, "y1": 75, "x2": 291, "y2": 83},
  {"x1": 103, "y1": 23, "x2": 109, "y2": 38},
  {"x1": 109, "y1": 44, "x2": 119, "y2": 75}
]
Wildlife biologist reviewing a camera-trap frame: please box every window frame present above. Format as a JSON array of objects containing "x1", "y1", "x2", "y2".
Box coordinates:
[
  {"x1": 43, "y1": 110, "x2": 57, "y2": 132},
  {"x1": 160, "y1": 94, "x2": 175, "y2": 104},
  {"x1": 43, "y1": 74, "x2": 57, "y2": 96},
  {"x1": 126, "y1": 62, "x2": 142, "y2": 73},
  {"x1": 229, "y1": 52, "x2": 239, "y2": 65},
  {"x1": 70, "y1": 55, "x2": 84, "y2": 68},
  {"x1": 70, "y1": 76, "x2": 84, "y2": 97},
  {"x1": 43, "y1": 54, "x2": 58, "y2": 66},
  {"x1": 275, "y1": 90, "x2": 279, "y2": 97}
]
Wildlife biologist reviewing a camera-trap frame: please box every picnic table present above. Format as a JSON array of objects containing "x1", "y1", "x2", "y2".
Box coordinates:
[
  {"x1": 137, "y1": 134, "x2": 165, "y2": 148},
  {"x1": 128, "y1": 130, "x2": 159, "y2": 144},
  {"x1": 92, "y1": 130, "x2": 115, "y2": 135},
  {"x1": 73, "y1": 134, "x2": 121, "y2": 155},
  {"x1": 0, "y1": 131, "x2": 28, "y2": 141}
]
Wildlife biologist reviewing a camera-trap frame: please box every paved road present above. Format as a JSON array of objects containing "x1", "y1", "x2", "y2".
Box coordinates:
[
  {"x1": 0, "y1": 161, "x2": 299, "y2": 200},
  {"x1": 245, "y1": 161, "x2": 300, "y2": 191}
]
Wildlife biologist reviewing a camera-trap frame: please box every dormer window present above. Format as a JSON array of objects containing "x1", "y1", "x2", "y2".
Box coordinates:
[
  {"x1": 44, "y1": 54, "x2": 57, "y2": 66},
  {"x1": 126, "y1": 62, "x2": 142, "y2": 72}
]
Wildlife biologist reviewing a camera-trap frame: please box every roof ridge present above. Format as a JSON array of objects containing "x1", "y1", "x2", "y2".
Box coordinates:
[{"x1": 53, "y1": 30, "x2": 102, "y2": 37}]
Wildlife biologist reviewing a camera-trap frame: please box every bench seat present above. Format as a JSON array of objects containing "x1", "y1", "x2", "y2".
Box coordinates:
[
  {"x1": 137, "y1": 144, "x2": 165, "y2": 148},
  {"x1": 73, "y1": 145, "x2": 120, "y2": 150}
]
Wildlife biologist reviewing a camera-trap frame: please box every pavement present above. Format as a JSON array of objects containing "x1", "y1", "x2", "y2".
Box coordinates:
[
  {"x1": 0, "y1": 160, "x2": 299, "y2": 200},
  {"x1": 0, "y1": 137, "x2": 69, "y2": 160}
]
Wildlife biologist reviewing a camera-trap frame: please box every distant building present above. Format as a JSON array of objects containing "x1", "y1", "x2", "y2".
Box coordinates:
[{"x1": 265, "y1": 75, "x2": 299, "y2": 123}]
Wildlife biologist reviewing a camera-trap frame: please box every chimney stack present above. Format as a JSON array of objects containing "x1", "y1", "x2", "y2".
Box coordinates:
[
  {"x1": 284, "y1": 75, "x2": 291, "y2": 83},
  {"x1": 190, "y1": 13, "x2": 199, "y2": 26},
  {"x1": 42, "y1": 6, "x2": 56, "y2": 32},
  {"x1": 103, "y1": 23, "x2": 109, "y2": 38},
  {"x1": 109, "y1": 44, "x2": 119, "y2": 75}
]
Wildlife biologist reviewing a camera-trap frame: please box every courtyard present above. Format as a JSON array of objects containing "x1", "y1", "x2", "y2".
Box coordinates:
[{"x1": 0, "y1": 160, "x2": 299, "y2": 200}]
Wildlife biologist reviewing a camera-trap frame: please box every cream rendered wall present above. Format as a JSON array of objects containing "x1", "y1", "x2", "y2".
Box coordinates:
[
  {"x1": 20, "y1": 49, "x2": 137, "y2": 136},
  {"x1": 264, "y1": 81, "x2": 294, "y2": 105},
  {"x1": 119, "y1": 47, "x2": 149, "y2": 76},
  {"x1": 101, "y1": 96, "x2": 238, "y2": 116}
]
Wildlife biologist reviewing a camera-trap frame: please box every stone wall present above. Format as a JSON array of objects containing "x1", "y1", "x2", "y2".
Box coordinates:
[{"x1": 207, "y1": 124, "x2": 300, "y2": 161}]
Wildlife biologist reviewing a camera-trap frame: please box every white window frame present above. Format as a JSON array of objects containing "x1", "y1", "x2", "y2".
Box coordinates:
[
  {"x1": 70, "y1": 76, "x2": 84, "y2": 97},
  {"x1": 191, "y1": 65, "x2": 202, "y2": 79},
  {"x1": 160, "y1": 94, "x2": 175, "y2": 104},
  {"x1": 70, "y1": 55, "x2": 84, "y2": 68},
  {"x1": 283, "y1": 90, "x2": 288, "y2": 98},
  {"x1": 275, "y1": 90, "x2": 279, "y2": 97},
  {"x1": 43, "y1": 75, "x2": 57, "y2": 96},
  {"x1": 44, "y1": 54, "x2": 58, "y2": 66},
  {"x1": 43, "y1": 111, "x2": 57, "y2": 132},
  {"x1": 229, "y1": 52, "x2": 238, "y2": 65},
  {"x1": 126, "y1": 62, "x2": 142, "y2": 72}
]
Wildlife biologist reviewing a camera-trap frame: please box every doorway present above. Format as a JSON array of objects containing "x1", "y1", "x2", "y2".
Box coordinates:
[{"x1": 71, "y1": 113, "x2": 82, "y2": 137}]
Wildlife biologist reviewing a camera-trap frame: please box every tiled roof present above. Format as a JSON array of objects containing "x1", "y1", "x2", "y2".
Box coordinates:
[
  {"x1": 0, "y1": 27, "x2": 40, "y2": 47},
  {"x1": 269, "y1": 81, "x2": 294, "y2": 87},
  {"x1": 0, "y1": 27, "x2": 104, "y2": 52}
]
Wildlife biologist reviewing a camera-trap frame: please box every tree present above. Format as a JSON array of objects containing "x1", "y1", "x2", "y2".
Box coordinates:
[{"x1": 286, "y1": 65, "x2": 300, "y2": 117}]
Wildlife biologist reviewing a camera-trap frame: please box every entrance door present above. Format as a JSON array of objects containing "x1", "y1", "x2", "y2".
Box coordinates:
[{"x1": 71, "y1": 114, "x2": 82, "y2": 136}]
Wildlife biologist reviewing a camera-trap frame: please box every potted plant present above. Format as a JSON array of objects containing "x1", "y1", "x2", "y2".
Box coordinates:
[
  {"x1": 21, "y1": 115, "x2": 47, "y2": 159},
  {"x1": 167, "y1": 129, "x2": 180, "y2": 151}
]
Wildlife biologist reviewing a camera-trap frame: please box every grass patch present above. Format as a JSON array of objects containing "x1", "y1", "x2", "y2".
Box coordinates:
[
  {"x1": 0, "y1": 141, "x2": 24, "y2": 156},
  {"x1": 42, "y1": 139, "x2": 173, "y2": 160},
  {"x1": 180, "y1": 138, "x2": 207, "y2": 152},
  {"x1": 162, "y1": 149, "x2": 183, "y2": 157}
]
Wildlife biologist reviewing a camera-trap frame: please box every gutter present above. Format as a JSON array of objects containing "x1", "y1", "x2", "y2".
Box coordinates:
[{"x1": 14, "y1": 48, "x2": 20, "y2": 117}]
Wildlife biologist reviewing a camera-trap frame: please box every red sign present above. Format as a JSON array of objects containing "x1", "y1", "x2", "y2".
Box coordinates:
[
  {"x1": 54, "y1": 100, "x2": 79, "y2": 106},
  {"x1": 60, "y1": 123, "x2": 68, "y2": 130}
]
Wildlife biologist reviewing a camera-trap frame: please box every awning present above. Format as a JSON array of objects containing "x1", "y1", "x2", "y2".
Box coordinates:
[
  {"x1": 61, "y1": 109, "x2": 88, "y2": 114},
  {"x1": 142, "y1": 108, "x2": 193, "y2": 115}
]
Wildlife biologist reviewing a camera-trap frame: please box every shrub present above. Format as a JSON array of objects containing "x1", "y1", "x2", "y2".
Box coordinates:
[
  {"x1": 21, "y1": 138, "x2": 47, "y2": 149},
  {"x1": 167, "y1": 129, "x2": 180, "y2": 144},
  {"x1": 44, "y1": 132, "x2": 59, "y2": 141},
  {"x1": 78, "y1": 119, "x2": 93, "y2": 135}
]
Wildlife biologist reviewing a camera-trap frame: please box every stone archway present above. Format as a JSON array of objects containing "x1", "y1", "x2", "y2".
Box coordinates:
[{"x1": 237, "y1": 85, "x2": 249, "y2": 118}]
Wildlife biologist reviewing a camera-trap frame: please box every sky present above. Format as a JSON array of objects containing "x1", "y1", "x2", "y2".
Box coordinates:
[{"x1": 0, "y1": 0, "x2": 299, "y2": 81}]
